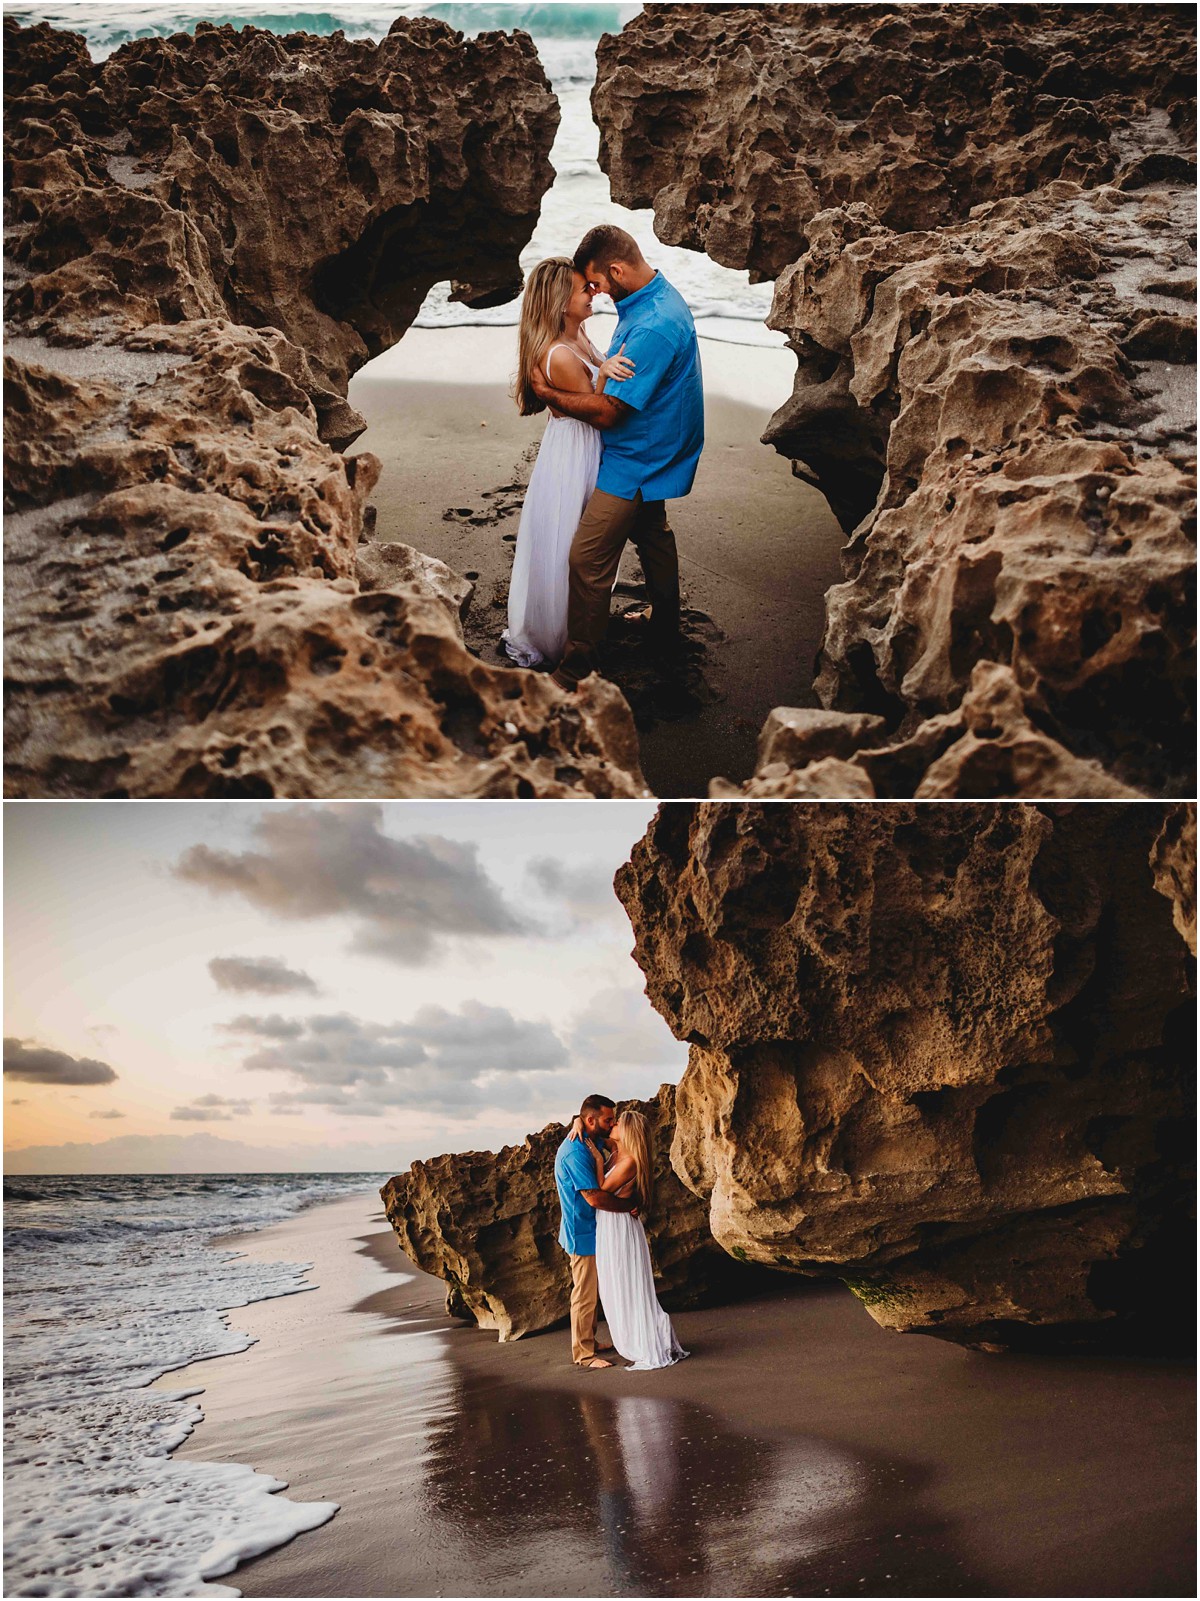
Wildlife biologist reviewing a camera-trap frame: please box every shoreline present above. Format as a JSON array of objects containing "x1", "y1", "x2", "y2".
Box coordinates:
[
  {"x1": 164, "y1": 1191, "x2": 1196, "y2": 1598},
  {"x1": 347, "y1": 325, "x2": 846, "y2": 799}
]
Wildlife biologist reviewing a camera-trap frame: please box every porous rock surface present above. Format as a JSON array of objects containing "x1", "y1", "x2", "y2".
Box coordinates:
[
  {"x1": 5, "y1": 17, "x2": 647, "y2": 797},
  {"x1": 595, "y1": 3, "x2": 1196, "y2": 799},
  {"x1": 1152, "y1": 801, "x2": 1198, "y2": 955},
  {"x1": 380, "y1": 1083, "x2": 762, "y2": 1340},
  {"x1": 615, "y1": 802, "x2": 1195, "y2": 1351}
]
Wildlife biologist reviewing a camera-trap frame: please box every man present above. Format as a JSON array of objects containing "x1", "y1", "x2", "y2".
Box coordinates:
[
  {"x1": 530, "y1": 225, "x2": 704, "y2": 689},
  {"x1": 554, "y1": 1093, "x2": 638, "y2": 1368}
]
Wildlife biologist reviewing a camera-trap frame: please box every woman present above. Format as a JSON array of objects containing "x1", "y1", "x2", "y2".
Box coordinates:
[
  {"x1": 503, "y1": 259, "x2": 634, "y2": 668},
  {"x1": 583, "y1": 1109, "x2": 689, "y2": 1371}
]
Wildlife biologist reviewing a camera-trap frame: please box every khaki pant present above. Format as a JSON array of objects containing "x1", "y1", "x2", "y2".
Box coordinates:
[
  {"x1": 557, "y1": 488, "x2": 680, "y2": 683},
  {"x1": 569, "y1": 1251, "x2": 600, "y2": 1365}
]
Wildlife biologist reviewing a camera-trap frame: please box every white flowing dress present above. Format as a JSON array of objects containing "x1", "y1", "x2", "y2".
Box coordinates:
[
  {"x1": 596, "y1": 1207, "x2": 690, "y2": 1371},
  {"x1": 502, "y1": 343, "x2": 602, "y2": 668}
]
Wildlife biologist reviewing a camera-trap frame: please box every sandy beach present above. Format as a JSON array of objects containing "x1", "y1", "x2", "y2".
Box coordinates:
[
  {"x1": 160, "y1": 1191, "x2": 1196, "y2": 1598},
  {"x1": 347, "y1": 326, "x2": 846, "y2": 798}
]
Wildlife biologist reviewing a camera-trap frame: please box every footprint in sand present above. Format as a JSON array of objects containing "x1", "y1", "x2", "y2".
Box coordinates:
[{"x1": 441, "y1": 468, "x2": 530, "y2": 529}]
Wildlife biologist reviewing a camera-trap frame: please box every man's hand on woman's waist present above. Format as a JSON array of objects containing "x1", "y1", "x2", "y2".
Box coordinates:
[
  {"x1": 580, "y1": 1188, "x2": 637, "y2": 1212},
  {"x1": 530, "y1": 371, "x2": 629, "y2": 431}
]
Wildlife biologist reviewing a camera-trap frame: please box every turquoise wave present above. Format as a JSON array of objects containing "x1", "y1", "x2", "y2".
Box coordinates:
[
  {"x1": 5, "y1": 2, "x2": 640, "y2": 53},
  {"x1": 425, "y1": 3, "x2": 635, "y2": 37}
]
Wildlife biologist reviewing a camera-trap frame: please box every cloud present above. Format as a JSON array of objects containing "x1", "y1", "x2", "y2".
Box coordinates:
[
  {"x1": 567, "y1": 986, "x2": 687, "y2": 1073},
  {"x1": 3, "y1": 1131, "x2": 415, "y2": 1176},
  {"x1": 526, "y1": 857, "x2": 624, "y2": 925},
  {"x1": 4, "y1": 1038, "x2": 118, "y2": 1086},
  {"x1": 220, "y1": 1014, "x2": 304, "y2": 1041},
  {"x1": 195, "y1": 1093, "x2": 254, "y2": 1113},
  {"x1": 175, "y1": 805, "x2": 530, "y2": 964},
  {"x1": 171, "y1": 1094, "x2": 253, "y2": 1122},
  {"x1": 225, "y1": 1000, "x2": 571, "y2": 1117},
  {"x1": 89, "y1": 1109, "x2": 126, "y2": 1120},
  {"x1": 208, "y1": 956, "x2": 318, "y2": 995}
]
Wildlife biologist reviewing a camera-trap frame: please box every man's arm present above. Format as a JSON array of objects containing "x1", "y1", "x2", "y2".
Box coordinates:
[
  {"x1": 580, "y1": 1187, "x2": 638, "y2": 1212},
  {"x1": 531, "y1": 372, "x2": 630, "y2": 430}
]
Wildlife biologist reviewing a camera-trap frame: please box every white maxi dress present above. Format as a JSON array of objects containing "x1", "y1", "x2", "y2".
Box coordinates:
[
  {"x1": 502, "y1": 343, "x2": 602, "y2": 668},
  {"x1": 596, "y1": 1206, "x2": 690, "y2": 1371}
]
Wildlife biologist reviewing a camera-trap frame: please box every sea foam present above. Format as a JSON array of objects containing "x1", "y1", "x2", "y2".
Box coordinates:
[{"x1": 3, "y1": 1174, "x2": 383, "y2": 1596}]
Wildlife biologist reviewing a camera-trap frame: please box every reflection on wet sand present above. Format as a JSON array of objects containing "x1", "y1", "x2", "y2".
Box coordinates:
[{"x1": 420, "y1": 1373, "x2": 994, "y2": 1596}]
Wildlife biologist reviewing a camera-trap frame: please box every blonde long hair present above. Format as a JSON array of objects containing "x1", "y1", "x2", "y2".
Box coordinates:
[
  {"x1": 514, "y1": 256, "x2": 575, "y2": 416},
  {"x1": 616, "y1": 1109, "x2": 654, "y2": 1221}
]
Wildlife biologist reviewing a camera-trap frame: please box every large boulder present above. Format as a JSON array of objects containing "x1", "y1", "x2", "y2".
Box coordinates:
[
  {"x1": 4, "y1": 18, "x2": 647, "y2": 798},
  {"x1": 615, "y1": 802, "x2": 1195, "y2": 1351},
  {"x1": 593, "y1": 3, "x2": 1196, "y2": 799},
  {"x1": 380, "y1": 1083, "x2": 762, "y2": 1340}
]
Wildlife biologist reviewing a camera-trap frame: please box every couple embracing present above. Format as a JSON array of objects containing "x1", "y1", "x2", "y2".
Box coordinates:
[
  {"x1": 554, "y1": 1094, "x2": 689, "y2": 1371},
  {"x1": 504, "y1": 226, "x2": 704, "y2": 689}
]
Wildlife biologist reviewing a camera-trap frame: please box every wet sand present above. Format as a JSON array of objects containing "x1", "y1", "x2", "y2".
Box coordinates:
[
  {"x1": 346, "y1": 326, "x2": 846, "y2": 798},
  {"x1": 162, "y1": 1192, "x2": 1196, "y2": 1598}
]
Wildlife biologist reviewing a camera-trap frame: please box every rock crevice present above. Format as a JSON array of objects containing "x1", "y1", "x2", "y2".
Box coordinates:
[
  {"x1": 594, "y1": 3, "x2": 1196, "y2": 798},
  {"x1": 4, "y1": 17, "x2": 647, "y2": 797}
]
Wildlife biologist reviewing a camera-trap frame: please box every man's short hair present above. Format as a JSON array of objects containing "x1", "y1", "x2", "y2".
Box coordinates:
[
  {"x1": 580, "y1": 1093, "x2": 616, "y2": 1117},
  {"x1": 574, "y1": 226, "x2": 643, "y2": 276}
]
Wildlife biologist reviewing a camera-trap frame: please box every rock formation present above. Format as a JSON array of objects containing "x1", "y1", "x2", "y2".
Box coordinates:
[
  {"x1": 1152, "y1": 801, "x2": 1198, "y2": 955},
  {"x1": 594, "y1": 3, "x2": 1196, "y2": 799},
  {"x1": 615, "y1": 802, "x2": 1196, "y2": 1351},
  {"x1": 380, "y1": 1083, "x2": 764, "y2": 1340},
  {"x1": 5, "y1": 17, "x2": 647, "y2": 797}
]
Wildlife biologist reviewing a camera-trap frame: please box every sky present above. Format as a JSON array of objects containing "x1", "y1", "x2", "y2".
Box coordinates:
[{"x1": 3, "y1": 800, "x2": 685, "y2": 1173}]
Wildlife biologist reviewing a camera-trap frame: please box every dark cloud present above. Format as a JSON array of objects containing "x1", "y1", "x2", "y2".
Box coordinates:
[
  {"x1": 226, "y1": 1000, "x2": 570, "y2": 1118},
  {"x1": 526, "y1": 857, "x2": 623, "y2": 925},
  {"x1": 176, "y1": 805, "x2": 530, "y2": 964},
  {"x1": 4, "y1": 1038, "x2": 118, "y2": 1086},
  {"x1": 208, "y1": 956, "x2": 318, "y2": 995},
  {"x1": 89, "y1": 1109, "x2": 126, "y2": 1120}
]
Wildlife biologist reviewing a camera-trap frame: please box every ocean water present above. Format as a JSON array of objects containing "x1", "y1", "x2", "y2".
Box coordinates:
[
  {"x1": 5, "y1": 2, "x2": 782, "y2": 346},
  {"x1": 3, "y1": 1172, "x2": 387, "y2": 1597}
]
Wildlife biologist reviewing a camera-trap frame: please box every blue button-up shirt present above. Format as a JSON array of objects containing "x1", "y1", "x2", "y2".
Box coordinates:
[
  {"x1": 599, "y1": 270, "x2": 704, "y2": 501},
  {"x1": 555, "y1": 1134, "x2": 604, "y2": 1256}
]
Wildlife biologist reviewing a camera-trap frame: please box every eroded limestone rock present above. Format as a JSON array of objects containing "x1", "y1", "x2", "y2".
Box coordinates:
[
  {"x1": 4, "y1": 18, "x2": 648, "y2": 797},
  {"x1": 594, "y1": 4, "x2": 1196, "y2": 799},
  {"x1": 616, "y1": 802, "x2": 1195, "y2": 1350},
  {"x1": 355, "y1": 540, "x2": 475, "y2": 637},
  {"x1": 1152, "y1": 802, "x2": 1198, "y2": 956},
  {"x1": 380, "y1": 1083, "x2": 762, "y2": 1340}
]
